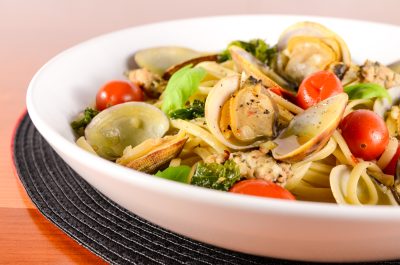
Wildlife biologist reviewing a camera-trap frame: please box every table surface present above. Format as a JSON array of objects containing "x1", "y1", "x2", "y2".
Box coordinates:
[{"x1": 1, "y1": 0, "x2": 400, "y2": 263}]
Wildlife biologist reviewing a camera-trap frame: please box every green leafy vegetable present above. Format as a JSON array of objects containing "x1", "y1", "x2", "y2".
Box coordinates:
[
  {"x1": 161, "y1": 65, "x2": 206, "y2": 115},
  {"x1": 191, "y1": 160, "x2": 241, "y2": 191},
  {"x1": 344, "y1": 83, "x2": 391, "y2": 102},
  {"x1": 170, "y1": 100, "x2": 205, "y2": 120},
  {"x1": 71, "y1": 108, "x2": 99, "y2": 136},
  {"x1": 218, "y1": 39, "x2": 277, "y2": 64},
  {"x1": 155, "y1": 165, "x2": 191, "y2": 183}
]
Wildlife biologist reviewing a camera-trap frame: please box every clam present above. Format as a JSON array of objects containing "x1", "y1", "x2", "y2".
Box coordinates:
[
  {"x1": 134, "y1": 46, "x2": 203, "y2": 75},
  {"x1": 206, "y1": 75, "x2": 278, "y2": 150},
  {"x1": 228, "y1": 46, "x2": 293, "y2": 90},
  {"x1": 117, "y1": 132, "x2": 188, "y2": 173},
  {"x1": 85, "y1": 102, "x2": 169, "y2": 160},
  {"x1": 276, "y1": 21, "x2": 351, "y2": 85},
  {"x1": 272, "y1": 93, "x2": 348, "y2": 162},
  {"x1": 229, "y1": 77, "x2": 278, "y2": 141}
]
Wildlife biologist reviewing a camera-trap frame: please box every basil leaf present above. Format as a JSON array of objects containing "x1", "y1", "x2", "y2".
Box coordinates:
[
  {"x1": 344, "y1": 83, "x2": 391, "y2": 102},
  {"x1": 191, "y1": 160, "x2": 241, "y2": 191},
  {"x1": 155, "y1": 165, "x2": 191, "y2": 184},
  {"x1": 161, "y1": 65, "x2": 206, "y2": 115},
  {"x1": 170, "y1": 100, "x2": 205, "y2": 120}
]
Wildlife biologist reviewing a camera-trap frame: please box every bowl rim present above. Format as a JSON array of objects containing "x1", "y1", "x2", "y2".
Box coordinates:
[{"x1": 26, "y1": 14, "x2": 400, "y2": 220}]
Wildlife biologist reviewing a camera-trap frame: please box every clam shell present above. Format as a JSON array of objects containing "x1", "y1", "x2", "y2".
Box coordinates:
[
  {"x1": 277, "y1": 21, "x2": 351, "y2": 66},
  {"x1": 276, "y1": 21, "x2": 351, "y2": 85},
  {"x1": 272, "y1": 93, "x2": 348, "y2": 162},
  {"x1": 134, "y1": 46, "x2": 203, "y2": 75},
  {"x1": 85, "y1": 102, "x2": 169, "y2": 160},
  {"x1": 205, "y1": 75, "x2": 264, "y2": 150},
  {"x1": 118, "y1": 133, "x2": 188, "y2": 174},
  {"x1": 125, "y1": 137, "x2": 187, "y2": 174},
  {"x1": 228, "y1": 46, "x2": 288, "y2": 88}
]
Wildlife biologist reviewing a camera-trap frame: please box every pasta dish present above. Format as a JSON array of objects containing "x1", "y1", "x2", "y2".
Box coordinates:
[{"x1": 71, "y1": 21, "x2": 400, "y2": 206}]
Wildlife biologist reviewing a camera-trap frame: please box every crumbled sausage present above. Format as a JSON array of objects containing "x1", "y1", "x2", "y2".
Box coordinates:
[
  {"x1": 127, "y1": 68, "x2": 166, "y2": 98},
  {"x1": 360, "y1": 60, "x2": 400, "y2": 89},
  {"x1": 206, "y1": 150, "x2": 293, "y2": 186}
]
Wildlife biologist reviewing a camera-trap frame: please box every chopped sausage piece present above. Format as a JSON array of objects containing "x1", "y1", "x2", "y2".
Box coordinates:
[{"x1": 360, "y1": 60, "x2": 400, "y2": 88}]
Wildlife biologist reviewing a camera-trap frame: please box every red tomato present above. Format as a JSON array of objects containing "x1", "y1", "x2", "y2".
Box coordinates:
[
  {"x1": 230, "y1": 179, "x2": 296, "y2": 200},
  {"x1": 383, "y1": 145, "x2": 400, "y2": 175},
  {"x1": 339, "y1": 110, "x2": 389, "y2": 161},
  {"x1": 297, "y1": 70, "x2": 343, "y2": 109},
  {"x1": 96, "y1": 80, "x2": 144, "y2": 110}
]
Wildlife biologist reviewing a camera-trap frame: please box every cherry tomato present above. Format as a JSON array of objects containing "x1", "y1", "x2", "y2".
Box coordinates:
[
  {"x1": 297, "y1": 70, "x2": 343, "y2": 109},
  {"x1": 339, "y1": 110, "x2": 389, "y2": 161},
  {"x1": 383, "y1": 145, "x2": 400, "y2": 175},
  {"x1": 96, "y1": 80, "x2": 144, "y2": 111},
  {"x1": 230, "y1": 179, "x2": 296, "y2": 200}
]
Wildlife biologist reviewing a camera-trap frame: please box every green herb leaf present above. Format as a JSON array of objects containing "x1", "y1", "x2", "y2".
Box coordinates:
[
  {"x1": 191, "y1": 160, "x2": 241, "y2": 191},
  {"x1": 344, "y1": 83, "x2": 392, "y2": 102},
  {"x1": 218, "y1": 39, "x2": 277, "y2": 64},
  {"x1": 170, "y1": 100, "x2": 205, "y2": 120},
  {"x1": 161, "y1": 65, "x2": 206, "y2": 115},
  {"x1": 155, "y1": 165, "x2": 191, "y2": 183},
  {"x1": 71, "y1": 108, "x2": 99, "y2": 136}
]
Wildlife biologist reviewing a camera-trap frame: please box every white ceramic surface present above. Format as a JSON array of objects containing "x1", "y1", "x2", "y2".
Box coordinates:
[{"x1": 26, "y1": 15, "x2": 400, "y2": 262}]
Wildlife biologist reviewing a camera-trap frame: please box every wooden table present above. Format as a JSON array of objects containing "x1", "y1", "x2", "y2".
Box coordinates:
[{"x1": 1, "y1": 1, "x2": 400, "y2": 263}]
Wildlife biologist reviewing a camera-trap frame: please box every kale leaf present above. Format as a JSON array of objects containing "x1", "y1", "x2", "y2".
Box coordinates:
[
  {"x1": 71, "y1": 108, "x2": 99, "y2": 136},
  {"x1": 218, "y1": 39, "x2": 277, "y2": 65},
  {"x1": 191, "y1": 160, "x2": 241, "y2": 191},
  {"x1": 170, "y1": 100, "x2": 205, "y2": 120}
]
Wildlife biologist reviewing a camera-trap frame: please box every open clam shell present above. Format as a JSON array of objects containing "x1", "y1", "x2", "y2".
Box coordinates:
[
  {"x1": 205, "y1": 75, "x2": 264, "y2": 150},
  {"x1": 229, "y1": 46, "x2": 291, "y2": 89},
  {"x1": 272, "y1": 93, "x2": 348, "y2": 162},
  {"x1": 85, "y1": 102, "x2": 169, "y2": 160},
  {"x1": 229, "y1": 77, "x2": 279, "y2": 141},
  {"x1": 276, "y1": 21, "x2": 351, "y2": 85},
  {"x1": 134, "y1": 46, "x2": 203, "y2": 75},
  {"x1": 117, "y1": 132, "x2": 188, "y2": 174}
]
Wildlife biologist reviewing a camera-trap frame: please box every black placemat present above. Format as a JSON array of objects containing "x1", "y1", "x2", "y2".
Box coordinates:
[{"x1": 12, "y1": 113, "x2": 399, "y2": 265}]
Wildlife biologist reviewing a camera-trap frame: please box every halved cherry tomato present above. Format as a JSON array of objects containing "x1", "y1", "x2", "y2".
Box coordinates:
[
  {"x1": 339, "y1": 109, "x2": 389, "y2": 161},
  {"x1": 383, "y1": 145, "x2": 400, "y2": 175},
  {"x1": 96, "y1": 80, "x2": 144, "y2": 111},
  {"x1": 230, "y1": 179, "x2": 296, "y2": 200},
  {"x1": 297, "y1": 70, "x2": 343, "y2": 109}
]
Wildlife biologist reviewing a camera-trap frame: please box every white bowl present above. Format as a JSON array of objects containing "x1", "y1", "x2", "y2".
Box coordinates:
[{"x1": 26, "y1": 15, "x2": 400, "y2": 262}]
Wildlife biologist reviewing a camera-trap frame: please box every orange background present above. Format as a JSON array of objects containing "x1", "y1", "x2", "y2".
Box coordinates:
[{"x1": 1, "y1": 0, "x2": 400, "y2": 263}]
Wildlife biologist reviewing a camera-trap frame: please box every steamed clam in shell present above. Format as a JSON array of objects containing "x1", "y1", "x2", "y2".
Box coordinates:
[
  {"x1": 229, "y1": 77, "x2": 278, "y2": 141},
  {"x1": 205, "y1": 74, "x2": 281, "y2": 150},
  {"x1": 134, "y1": 46, "x2": 203, "y2": 75},
  {"x1": 272, "y1": 93, "x2": 348, "y2": 162},
  {"x1": 85, "y1": 102, "x2": 169, "y2": 160},
  {"x1": 229, "y1": 45, "x2": 293, "y2": 90},
  {"x1": 276, "y1": 21, "x2": 351, "y2": 85},
  {"x1": 117, "y1": 131, "x2": 188, "y2": 174}
]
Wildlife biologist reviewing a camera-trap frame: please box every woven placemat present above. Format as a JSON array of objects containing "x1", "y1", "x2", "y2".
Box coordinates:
[{"x1": 12, "y1": 113, "x2": 399, "y2": 265}]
